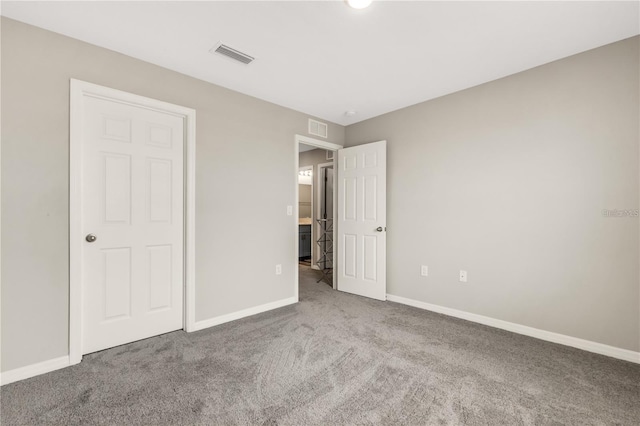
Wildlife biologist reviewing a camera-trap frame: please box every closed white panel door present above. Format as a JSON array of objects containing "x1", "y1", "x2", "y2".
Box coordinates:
[
  {"x1": 337, "y1": 141, "x2": 386, "y2": 300},
  {"x1": 82, "y1": 96, "x2": 184, "y2": 354}
]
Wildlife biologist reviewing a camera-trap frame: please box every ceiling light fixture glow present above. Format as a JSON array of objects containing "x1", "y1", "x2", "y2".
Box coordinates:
[{"x1": 347, "y1": 0, "x2": 372, "y2": 10}]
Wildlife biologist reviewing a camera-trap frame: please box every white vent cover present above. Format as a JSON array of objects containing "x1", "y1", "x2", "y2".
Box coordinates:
[
  {"x1": 211, "y1": 42, "x2": 255, "y2": 65},
  {"x1": 308, "y1": 119, "x2": 328, "y2": 138}
]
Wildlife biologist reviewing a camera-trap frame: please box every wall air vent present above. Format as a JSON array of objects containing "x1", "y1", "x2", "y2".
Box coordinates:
[
  {"x1": 308, "y1": 119, "x2": 328, "y2": 138},
  {"x1": 211, "y1": 43, "x2": 255, "y2": 65}
]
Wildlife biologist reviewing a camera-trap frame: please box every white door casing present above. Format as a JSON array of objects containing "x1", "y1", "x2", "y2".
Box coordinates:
[
  {"x1": 337, "y1": 141, "x2": 387, "y2": 300},
  {"x1": 70, "y1": 80, "x2": 196, "y2": 362}
]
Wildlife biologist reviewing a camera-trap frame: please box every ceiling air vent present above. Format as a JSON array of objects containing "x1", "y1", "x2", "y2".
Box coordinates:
[
  {"x1": 211, "y1": 43, "x2": 255, "y2": 65},
  {"x1": 308, "y1": 119, "x2": 328, "y2": 139}
]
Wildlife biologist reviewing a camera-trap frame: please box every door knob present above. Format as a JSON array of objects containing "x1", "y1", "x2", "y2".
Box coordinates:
[
  {"x1": 85, "y1": 234, "x2": 97, "y2": 243},
  {"x1": 376, "y1": 227, "x2": 383, "y2": 232}
]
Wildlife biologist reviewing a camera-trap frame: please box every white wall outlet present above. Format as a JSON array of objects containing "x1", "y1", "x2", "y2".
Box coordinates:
[
  {"x1": 421, "y1": 265, "x2": 428, "y2": 277},
  {"x1": 459, "y1": 270, "x2": 468, "y2": 282},
  {"x1": 286, "y1": 205, "x2": 293, "y2": 216},
  {"x1": 275, "y1": 264, "x2": 282, "y2": 275}
]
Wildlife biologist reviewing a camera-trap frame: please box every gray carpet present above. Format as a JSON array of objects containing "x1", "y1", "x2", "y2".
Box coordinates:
[{"x1": 2, "y1": 265, "x2": 639, "y2": 425}]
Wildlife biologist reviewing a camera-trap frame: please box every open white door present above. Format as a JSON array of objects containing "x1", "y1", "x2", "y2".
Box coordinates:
[{"x1": 337, "y1": 141, "x2": 386, "y2": 300}]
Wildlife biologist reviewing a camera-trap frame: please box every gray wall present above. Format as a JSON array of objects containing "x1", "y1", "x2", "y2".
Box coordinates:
[
  {"x1": 298, "y1": 184, "x2": 312, "y2": 218},
  {"x1": 346, "y1": 36, "x2": 640, "y2": 352},
  {"x1": 0, "y1": 18, "x2": 345, "y2": 372}
]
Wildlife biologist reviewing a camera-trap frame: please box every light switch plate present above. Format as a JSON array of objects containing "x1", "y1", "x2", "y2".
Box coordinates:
[{"x1": 421, "y1": 265, "x2": 428, "y2": 277}]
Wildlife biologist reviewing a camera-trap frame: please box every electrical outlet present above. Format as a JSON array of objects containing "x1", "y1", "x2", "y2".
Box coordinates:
[
  {"x1": 421, "y1": 265, "x2": 428, "y2": 277},
  {"x1": 275, "y1": 264, "x2": 282, "y2": 275},
  {"x1": 459, "y1": 270, "x2": 467, "y2": 282},
  {"x1": 286, "y1": 205, "x2": 293, "y2": 216}
]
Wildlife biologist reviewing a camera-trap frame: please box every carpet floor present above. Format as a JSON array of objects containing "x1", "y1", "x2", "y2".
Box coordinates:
[{"x1": 2, "y1": 265, "x2": 639, "y2": 425}]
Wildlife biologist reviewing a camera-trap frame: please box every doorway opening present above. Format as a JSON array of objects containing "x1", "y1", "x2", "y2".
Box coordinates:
[
  {"x1": 294, "y1": 135, "x2": 342, "y2": 301},
  {"x1": 295, "y1": 135, "x2": 387, "y2": 302},
  {"x1": 298, "y1": 144, "x2": 333, "y2": 289},
  {"x1": 298, "y1": 163, "x2": 314, "y2": 266}
]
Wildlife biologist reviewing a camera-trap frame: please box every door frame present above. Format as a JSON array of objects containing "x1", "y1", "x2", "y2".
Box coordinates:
[
  {"x1": 294, "y1": 135, "x2": 342, "y2": 300},
  {"x1": 69, "y1": 79, "x2": 197, "y2": 365}
]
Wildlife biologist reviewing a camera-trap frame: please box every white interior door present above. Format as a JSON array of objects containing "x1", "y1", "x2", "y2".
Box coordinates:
[
  {"x1": 337, "y1": 141, "x2": 387, "y2": 300},
  {"x1": 81, "y1": 95, "x2": 184, "y2": 354}
]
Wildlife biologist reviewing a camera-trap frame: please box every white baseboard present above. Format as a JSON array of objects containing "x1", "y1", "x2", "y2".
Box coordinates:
[
  {"x1": 311, "y1": 265, "x2": 320, "y2": 270},
  {"x1": 1, "y1": 297, "x2": 297, "y2": 385},
  {"x1": 191, "y1": 296, "x2": 297, "y2": 332},
  {"x1": 386, "y1": 294, "x2": 640, "y2": 364},
  {"x1": 6, "y1": 295, "x2": 633, "y2": 387},
  {"x1": 0, "y1": 355, "x2": 70, "y2": 386}
]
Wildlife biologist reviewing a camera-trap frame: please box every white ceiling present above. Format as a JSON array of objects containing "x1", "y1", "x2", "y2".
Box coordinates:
[{"x1": 2, "y1": 1, "x2": 639, "y2": 125}]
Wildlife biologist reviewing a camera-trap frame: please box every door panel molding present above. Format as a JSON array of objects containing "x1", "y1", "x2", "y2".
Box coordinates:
[{"x1": 70, "y1": 79, "x2": 196, "y2": 364}]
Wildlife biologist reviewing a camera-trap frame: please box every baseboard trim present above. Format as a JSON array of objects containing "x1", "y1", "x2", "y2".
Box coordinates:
[
  {"x1": 0, "y1": 355, "x2": 71, "y2": 386},
  {"x1": 386, "y1": 294, "x2": 640, "y2": 364},
  {"x1": 1, "y1": 297, "x2": 298, "y2": 385},
  {"x1": 191, "y1": 296, "x2": 298, "y2": 332}
]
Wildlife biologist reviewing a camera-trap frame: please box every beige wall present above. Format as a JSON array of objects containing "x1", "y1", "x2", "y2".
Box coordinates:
[
  {"x1": 346, "y1": 36, "x2": 640, "y2": 351},
  {"x1": 0, "y1": 18, "x2": 345, "y2": 372}
]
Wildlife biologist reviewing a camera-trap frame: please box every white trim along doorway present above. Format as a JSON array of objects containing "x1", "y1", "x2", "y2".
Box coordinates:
[
  {"x1": 69, "y1": 79, "x2": 196, "y2": 365},
  {"x1": 294, "y1": 135, "x2": 342, "y2": 301}
]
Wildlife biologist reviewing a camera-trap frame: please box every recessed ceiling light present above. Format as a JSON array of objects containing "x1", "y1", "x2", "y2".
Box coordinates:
[
  {"x1": 345, "y1": 111, "x2": 357, "y2": 117},
  {"x1": 347, "y1": 0, "x2": 372, "y2": 10}
]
